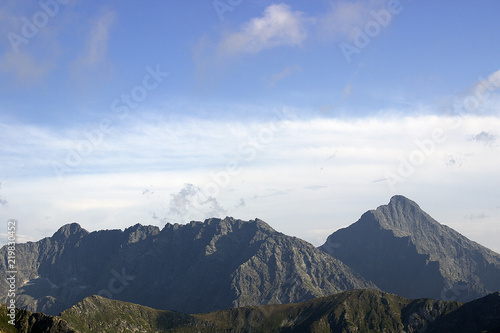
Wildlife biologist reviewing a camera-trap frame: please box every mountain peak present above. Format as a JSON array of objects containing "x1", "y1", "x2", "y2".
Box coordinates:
[
  {"x1": 53, "y1": 222, "x2": 88, "y2": 240},
  {"x1": 374, "y1": 195, "x2": 429, "y2": 232},
  {"x1": 321, "y1": 197, "x2": 500, "y2": 303},
  {"x1": 385, "y1": 195, "x2": 423, "y2": 215},
  {"x1": 124, "y1": 223, "x2": 161, "y2": 243},
  {"x1": 388, "y1": 195, "x2": 419, "y2": 207}
]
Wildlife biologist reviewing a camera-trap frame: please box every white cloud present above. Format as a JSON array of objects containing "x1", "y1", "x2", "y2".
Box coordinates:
[
  {"x1": 1, "y1": 114, "x2": 500, "y2": 251},
  {"x1": 196, "y1": 0, "x2": 396, "y2": 82},
  {"x1": 168, "y1": 183, "x2": 227, "y2": 222},
  {"x1": 213, "y1": 0, "x2": 391, "y2": 59},
  {"x1": 217, "y1": 4, "x2": 307, "y2": 57}
]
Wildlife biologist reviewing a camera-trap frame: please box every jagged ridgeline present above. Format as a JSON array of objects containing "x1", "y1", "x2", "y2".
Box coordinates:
[
  {"x1": 1, "y1": 194, "x2": 500, "y2": 330},
  {"x1": 0, "y1": 217, "x2": 375, "y2": 316},
  {"x1": 2, "y1": 290, "x2": 500, "y2": 333}
]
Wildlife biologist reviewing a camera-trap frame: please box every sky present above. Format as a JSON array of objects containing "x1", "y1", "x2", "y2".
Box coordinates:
[{"x1": 0, "y1": 0, "x2": 499, "y2": 252}]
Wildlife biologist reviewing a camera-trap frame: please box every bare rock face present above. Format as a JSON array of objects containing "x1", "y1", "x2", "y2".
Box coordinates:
[
  {"x1": 320, "y1": 195, "x2": 500, "y2": 302},
  {"x1": 0, "y1": 217, "x2": 375, "y2": 315}
]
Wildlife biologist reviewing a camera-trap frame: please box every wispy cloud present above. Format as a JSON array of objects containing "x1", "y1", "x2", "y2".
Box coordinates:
[
  {"x1": 317, "y1": 0, "x2": 386, "y2": 42},
  {"x1": 448, "y1": 68, "x2": 500, "y2": 116},
  {"x1": 464, "y1": 213, "x2": 488, "y2": 221},
  {"x1": 0, "y1": 50, "x2": 54, "y2": 84},
  {"x1": 469, "y1": 69, "x2": 500, "y2": 97},
  {"x1": 268, "y1": 64, "x2": 301, "y2": 88},
  {"x1": 469, "y1": 131, "x2": 496, "y2": 145},
  {"x1": 216, "y1": 4, "x2": 308, "y2": 57},
  {"x1": 0, "y1": 1, "x2": 61, "y2": 85},
  {"x1": 442, "y1": 153, "x2": 470, "y2": 168},
  {"x1": 72, "y1": 9, "x2": 115, "y2": 71},
  {"x1": 304, "y1": 185, "x2": 328, "y2": 191}
]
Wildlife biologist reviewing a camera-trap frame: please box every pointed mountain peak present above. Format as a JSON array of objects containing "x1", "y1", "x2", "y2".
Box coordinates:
[
  {"x1": 388, "y1": 195, "x2": 419, "y2": 206},
  {"x1": 53, "y1": 222, "x2": 89, "y2": 240},
  {"x1": 372, "y1": 195, "x2": 432, "y2": 232},
  {"x1": 253, "y1": 218, "x2": 276, "y2": 232}
]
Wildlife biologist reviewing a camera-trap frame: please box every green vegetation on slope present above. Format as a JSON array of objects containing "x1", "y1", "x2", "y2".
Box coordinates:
[{"x1": 2, "y1": 290, "x2": 499, "y2": 332}]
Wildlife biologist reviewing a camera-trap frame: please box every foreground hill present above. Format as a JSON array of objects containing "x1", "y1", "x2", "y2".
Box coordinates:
[
  {"x1": 0, "y1": 217, "x2": 375, "y2": 315},
  {"x1": 320, "y1": 195, "x2": 500, "y2": 302},
  {"x1": 2, "y1": 290, "x2": 500, "y2": 332}
]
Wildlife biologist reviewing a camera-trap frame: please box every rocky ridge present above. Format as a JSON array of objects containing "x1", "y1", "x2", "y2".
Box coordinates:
[{"x1": 0, "y1": 217, "x2": 375, "y2": 315}]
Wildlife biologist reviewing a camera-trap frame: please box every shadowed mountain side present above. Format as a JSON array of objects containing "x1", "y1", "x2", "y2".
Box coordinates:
[
  {"x1": 0, "y1": 218, "x2": 375, "y2": 316},
  {"x1": 3, "y1": 290, "x2": 500, "y2": 332},
  {"x1": 320, "y1": 195, "x2": 500, "y2": 302}
]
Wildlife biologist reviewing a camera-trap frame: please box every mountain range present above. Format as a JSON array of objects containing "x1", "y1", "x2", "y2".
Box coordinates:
[
  {"x1": 1, "y1": 195, "x2": 500, "y2": 331},
  {"x1": 0, "y1": 217, "x2": 375, "y2": 316},
  {"x1": 3, "y1": 290, "x2": 500, "y2": 332}
]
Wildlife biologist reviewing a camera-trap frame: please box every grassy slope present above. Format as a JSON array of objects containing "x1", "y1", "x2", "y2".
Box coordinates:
[{"x1": 3, "y1": 289, "x2": 495, "y2": 333}]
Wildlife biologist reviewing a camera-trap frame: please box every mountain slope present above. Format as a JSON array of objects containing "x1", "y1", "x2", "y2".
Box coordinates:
[
  {"x1": 4, "y1": 290, "x2": 500, "y2": 332},
  {"x1": 0, "y1": 217, "x2": 375, "y2": 315},
  {"x1": 59, "y1": 295, "x2": 206, "y2": 333},
  {"x1": 320, "y1": 195, "x2": 500, "y2": 302}
]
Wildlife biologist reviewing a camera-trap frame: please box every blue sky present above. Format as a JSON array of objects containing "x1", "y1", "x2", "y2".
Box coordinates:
[{"x1": 1, "y1": 0, "x2": 500, "y2": 251}]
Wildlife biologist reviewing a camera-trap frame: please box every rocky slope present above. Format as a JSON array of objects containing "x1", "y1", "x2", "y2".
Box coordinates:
[
  {"x1": 320, "y1": 195, "x2": 500, "y2": 302},
  {"x1": 3, "y1": 290, "x2": 500, "y2": 332},
  {"x1": 0, "y1": 217, "x2": 375, "y2": 315}
]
